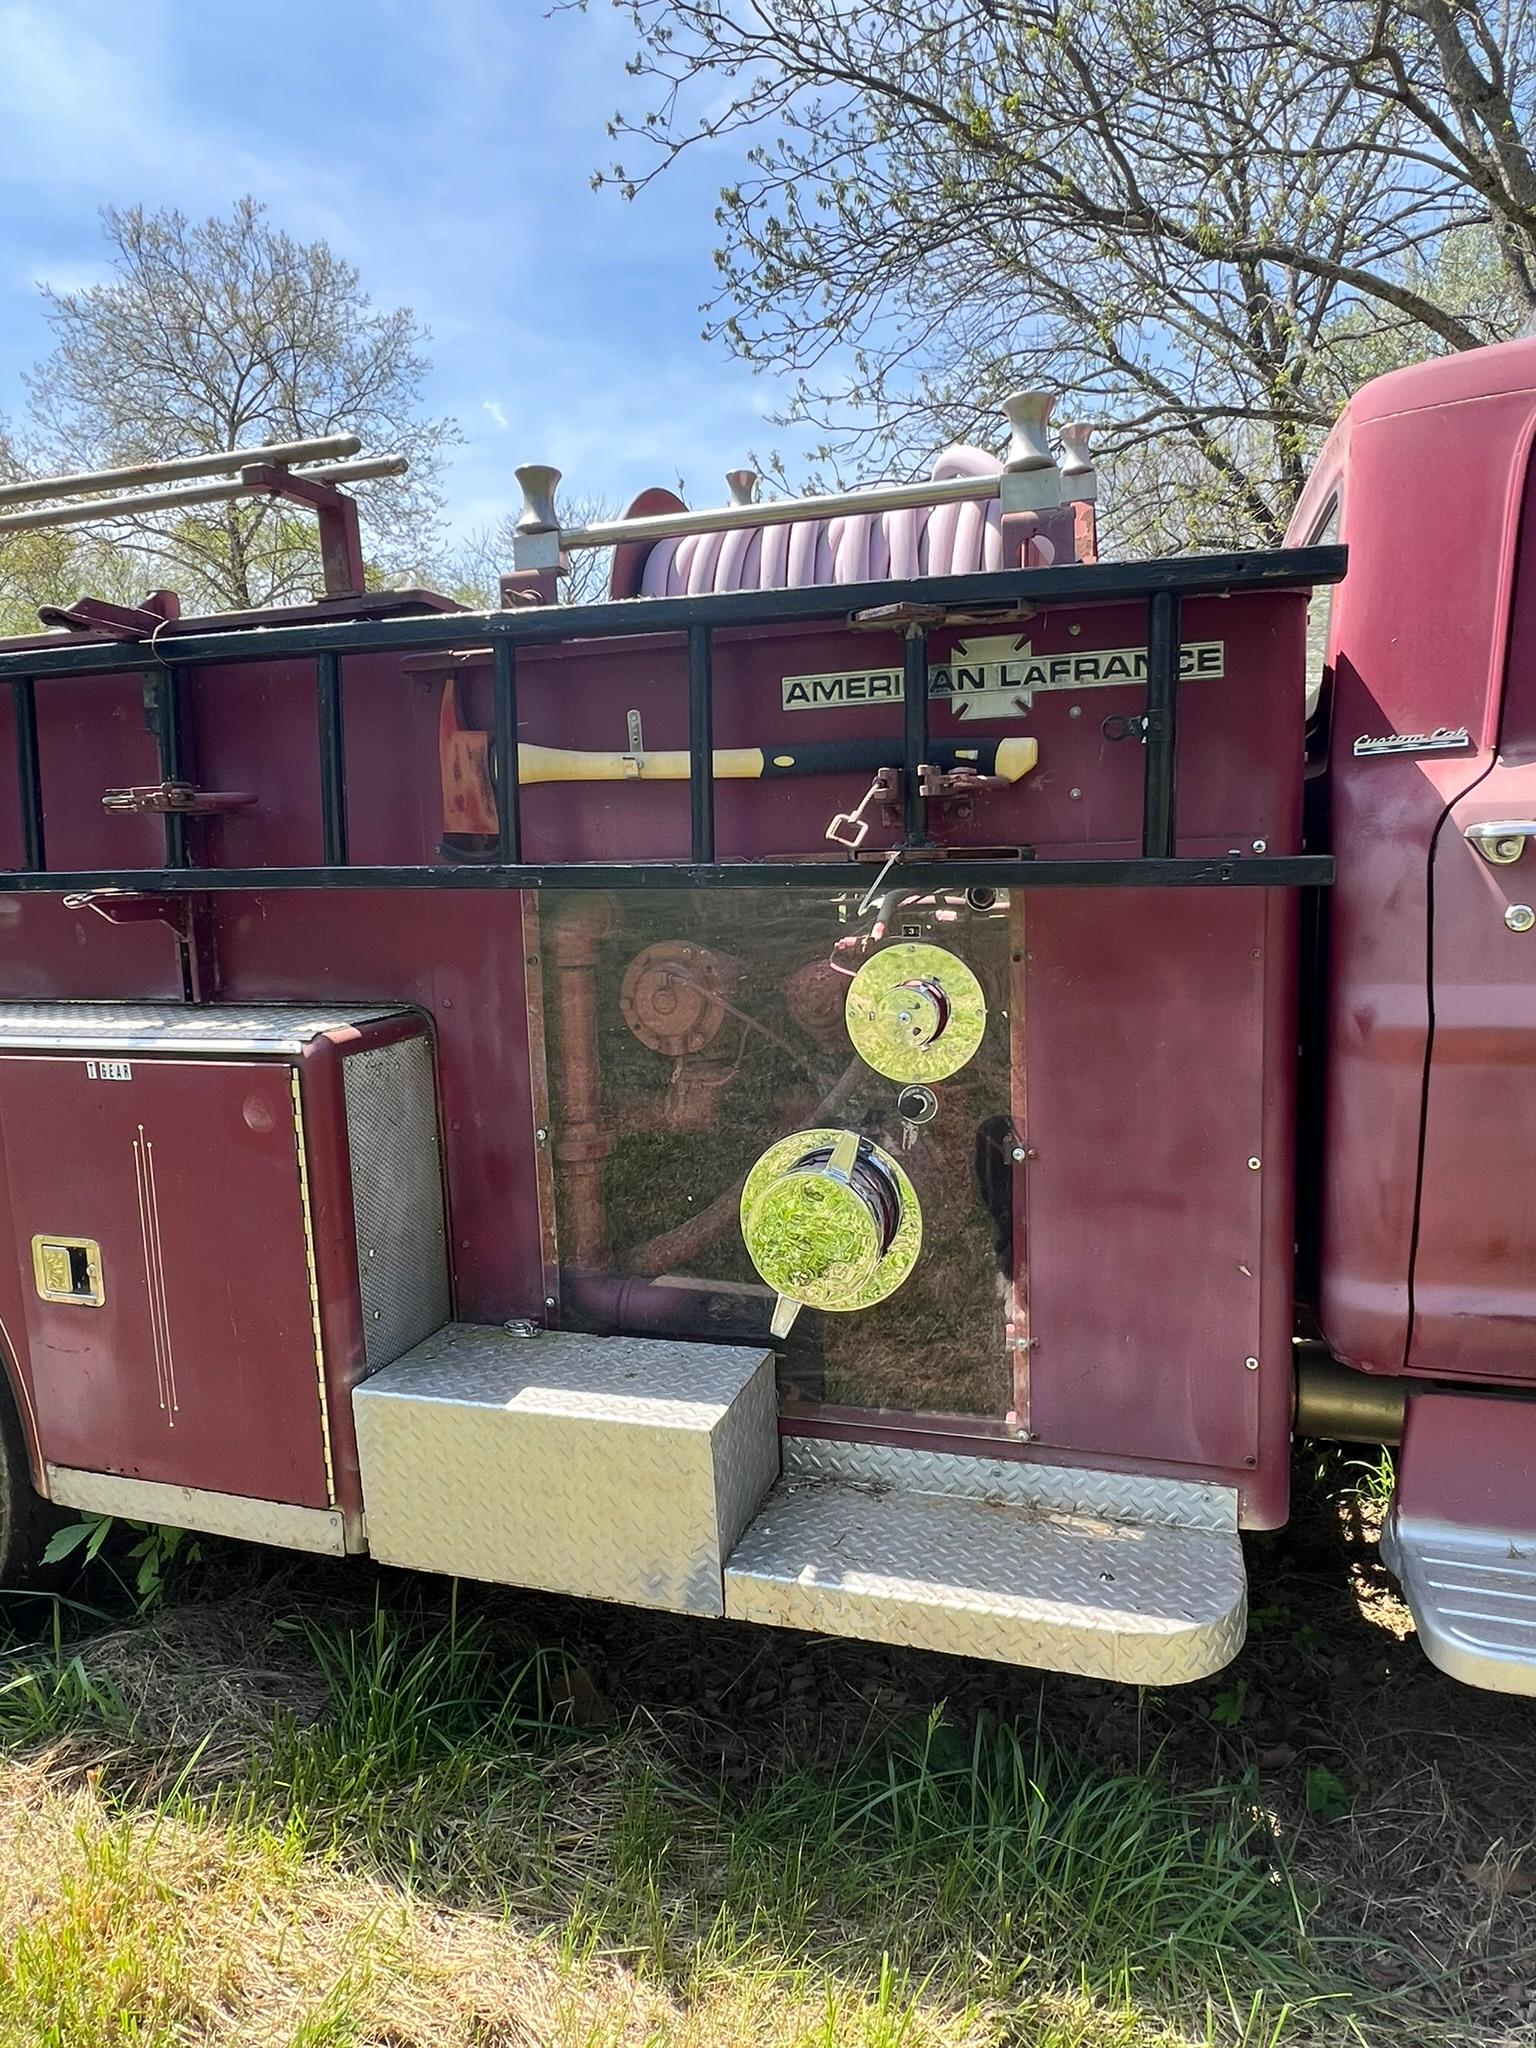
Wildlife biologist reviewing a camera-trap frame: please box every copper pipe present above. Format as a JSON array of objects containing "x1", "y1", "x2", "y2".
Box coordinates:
[
  {"x1": 611, "y1": 1058, "x2": 739, "y2": 1138},
  {"x1": 547, "y1": 897, "x2": 617, "y2": 1267},
  {"x1": 560, "y1": 1269, "x2": 771, "y2": 1340}
]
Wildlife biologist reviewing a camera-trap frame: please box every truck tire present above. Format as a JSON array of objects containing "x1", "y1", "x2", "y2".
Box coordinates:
[{"x1": 0, "y1": 1372, "x2": 46, "y2": 1590}]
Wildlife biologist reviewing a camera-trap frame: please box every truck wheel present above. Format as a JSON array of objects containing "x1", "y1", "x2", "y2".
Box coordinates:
[{"x1": 0, "y1": 1372, "x2": 46, "y2": 1589}]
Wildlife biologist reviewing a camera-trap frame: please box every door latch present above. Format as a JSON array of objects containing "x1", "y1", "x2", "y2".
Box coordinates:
[
  {"x1": 31, "y1": 1234, "x2": 104, "y2": 1306},
  {"x1": 102, "y1": 781, "x2": 255, "y2": 816},
  {"x1": 1465, "y1": 820, "x2": 1536, "y2": 865}
]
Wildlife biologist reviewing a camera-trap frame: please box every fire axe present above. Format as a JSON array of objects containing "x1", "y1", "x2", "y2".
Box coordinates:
[{"x1": 440, "y1": 679, "x2": 1035, "y2": 847}]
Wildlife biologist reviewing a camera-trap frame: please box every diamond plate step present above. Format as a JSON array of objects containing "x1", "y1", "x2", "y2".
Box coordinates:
[{"x1": 723, "y1": 1476, "x2": 1247, "y2": 1682}]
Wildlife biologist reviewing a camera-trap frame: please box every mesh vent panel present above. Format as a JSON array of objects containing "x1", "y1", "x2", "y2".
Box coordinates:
[{"x1": 343, "y1": 1034, "x2": 450, "y2": 1369}]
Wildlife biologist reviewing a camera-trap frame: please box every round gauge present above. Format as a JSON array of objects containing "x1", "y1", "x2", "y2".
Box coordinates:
[{"x1": 619, "y1": 940, "x2": 734, "y2": 1055}]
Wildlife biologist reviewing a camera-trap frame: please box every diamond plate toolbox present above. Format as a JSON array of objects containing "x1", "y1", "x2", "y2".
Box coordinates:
[{"x1": 354, "y1": 1324, "x2": 779, "y2": 1614}]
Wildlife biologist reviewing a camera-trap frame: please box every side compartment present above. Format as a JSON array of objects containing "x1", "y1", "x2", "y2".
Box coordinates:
[{"x1": 0, "y1": 1004, "x2": 449, "y2": 1553}]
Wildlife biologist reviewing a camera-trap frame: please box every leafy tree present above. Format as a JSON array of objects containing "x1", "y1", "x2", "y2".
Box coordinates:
[
  {"x1": 586, "y1": 0, "x2": 1536, "y2": 544},
  {"x1": 0, "y1": 420, "x2": 139, "y2": 634},
  {"x1": 24, "y1": 198, "x2": 456, "y2": 610}
]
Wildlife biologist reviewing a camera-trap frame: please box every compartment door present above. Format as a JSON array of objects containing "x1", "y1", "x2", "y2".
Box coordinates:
[
  {"x1": 1021, "y1": 890, "x2": 1270, "y2": 1471},
  {"x1": 0, "y1": 1053, "x2": 332, "y2": 1503}
]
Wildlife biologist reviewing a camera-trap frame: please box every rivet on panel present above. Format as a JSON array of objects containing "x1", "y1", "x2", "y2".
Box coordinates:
[
  {"x1": 1069, "y1": 787, "x2": 1082, "y2": 799},
  {"x1": 1247, "y1": 1156, "x2": 1261, "y2": 1170},
  {"x1": 1244, "y1": 1356, "x2": 1259, "y2": 1371}
]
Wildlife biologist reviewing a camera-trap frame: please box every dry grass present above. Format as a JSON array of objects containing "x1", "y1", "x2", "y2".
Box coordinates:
[
  {"x1": 0, "y1": 1763, "x2": 1002, "y2": 2046},
  {"x1": 0, "y1": 1461, "x2": 1529, "y2": 2047},
  {"x1": 0, "y1": 1689, "x2": 1236, "y2": 2048}
]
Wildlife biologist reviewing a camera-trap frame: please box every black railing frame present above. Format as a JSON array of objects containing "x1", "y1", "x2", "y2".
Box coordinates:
[{"x1": 0, "y1": 545, "x2": 1345, "y2": 897}]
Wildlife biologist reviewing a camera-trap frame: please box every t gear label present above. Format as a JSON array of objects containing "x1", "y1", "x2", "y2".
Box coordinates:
[{"x1": 780, "y1": 633, "x2": 1226, "y2": 718}]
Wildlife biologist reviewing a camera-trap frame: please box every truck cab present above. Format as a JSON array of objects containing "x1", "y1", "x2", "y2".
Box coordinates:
[{"x1": 1289, "y1": 337, "x2": 1536, "y2": 1689}]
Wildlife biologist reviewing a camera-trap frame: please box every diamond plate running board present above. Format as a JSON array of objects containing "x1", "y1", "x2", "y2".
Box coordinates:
[
  {"x1": 1382, "y1": 1389, "x2": 1536, "y2": 1696},
  {"x1": 724, "y1": 1476, "x2": 1247, "y2": 1683}
]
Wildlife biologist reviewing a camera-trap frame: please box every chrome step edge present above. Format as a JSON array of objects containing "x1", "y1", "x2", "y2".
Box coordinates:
[{"x1": 1382, "y1": 1506, "x2": 1536, "y2": 1697}]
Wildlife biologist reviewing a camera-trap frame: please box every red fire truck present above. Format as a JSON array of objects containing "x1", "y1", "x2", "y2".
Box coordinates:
[{"x1": 0, "y1": 338, "x2": 1525, "y2": 1693}]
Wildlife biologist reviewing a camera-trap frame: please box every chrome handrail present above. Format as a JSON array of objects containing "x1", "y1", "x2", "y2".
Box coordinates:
[{"x1": 0, "y1": 434, "x2": 364, "y2": 510}]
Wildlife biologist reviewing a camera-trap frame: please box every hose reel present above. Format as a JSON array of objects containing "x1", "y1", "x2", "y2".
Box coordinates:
[
  {"x1": 739, "y1": 944, "x2": 984, "y2": 1332},
  {"x1": 740, "y1": 1127, "x2": 921, "y2": 1335}
]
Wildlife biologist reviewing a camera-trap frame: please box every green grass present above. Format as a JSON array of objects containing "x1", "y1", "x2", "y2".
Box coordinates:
[{"x1": 0, "y1": 1571, "x2": 1469, "y2": 2046}]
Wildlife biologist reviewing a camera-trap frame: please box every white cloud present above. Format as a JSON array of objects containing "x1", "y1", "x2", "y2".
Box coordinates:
[
  {"x1": 19, "y1": 257, "x2": 108, "y2": 297},
  {"x1": 481, "y1": 400, "x2": 508, "y2": 430}
]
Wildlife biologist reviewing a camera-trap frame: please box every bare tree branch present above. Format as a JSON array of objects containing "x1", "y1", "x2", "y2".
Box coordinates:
[{"x1": 576, "y1": 0, "x2": 1532, "y2": 544}]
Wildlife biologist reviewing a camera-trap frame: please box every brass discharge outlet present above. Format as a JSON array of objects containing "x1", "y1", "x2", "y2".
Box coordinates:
[
  {"x1": 740, "y1": 1127, "x2": 922, "y2": 1336},
  {"x1": 845, "y1": 942, "x2": 987, "y2": 1082}
]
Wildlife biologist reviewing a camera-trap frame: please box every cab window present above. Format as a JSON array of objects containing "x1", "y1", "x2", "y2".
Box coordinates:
[{"x1": 1304, "y1": 496, "x2": 1340, "y2": 724}]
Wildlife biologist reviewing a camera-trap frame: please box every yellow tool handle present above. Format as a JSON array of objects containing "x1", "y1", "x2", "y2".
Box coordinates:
[
  {"x1": 513, "y1": 737, "x2": 1037, "y2": 786},
  {"x1": 515, "y1": 744, "x2": 762, "y2": 784}
]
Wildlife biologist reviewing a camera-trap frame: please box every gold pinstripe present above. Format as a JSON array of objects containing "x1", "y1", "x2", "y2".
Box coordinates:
[{"x1": 290, "y1": 1071, "x2": 336, "y2": 1505}]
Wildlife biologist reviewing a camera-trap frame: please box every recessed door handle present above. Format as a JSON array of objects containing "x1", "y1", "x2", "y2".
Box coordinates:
[{"x1": 1465, "y1": 821, "x2": 1536, "y2": 864}]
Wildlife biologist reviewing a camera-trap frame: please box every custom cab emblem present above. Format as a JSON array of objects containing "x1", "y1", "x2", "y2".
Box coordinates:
[{"x1": 1352, "y1": 726, "x2": 1472, "y2": 758}]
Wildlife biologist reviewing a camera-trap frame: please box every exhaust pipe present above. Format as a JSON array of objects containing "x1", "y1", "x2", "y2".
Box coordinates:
[{"x1": 1293, "y1": 1344, "x2": 1406, "y2": 1446}]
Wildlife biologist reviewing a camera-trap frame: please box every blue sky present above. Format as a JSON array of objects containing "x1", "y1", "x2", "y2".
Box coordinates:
[{"x1": 0, "y1": 0, "x2": 822, "y2": 542}]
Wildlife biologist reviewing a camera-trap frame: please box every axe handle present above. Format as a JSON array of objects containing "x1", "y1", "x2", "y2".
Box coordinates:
[
  {"x1": 514, "y1": 736, "x2": 1036, "y2": 786},
  {"x1": 756, "y1": 737, "x2": 1034, "y2": 781}
]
